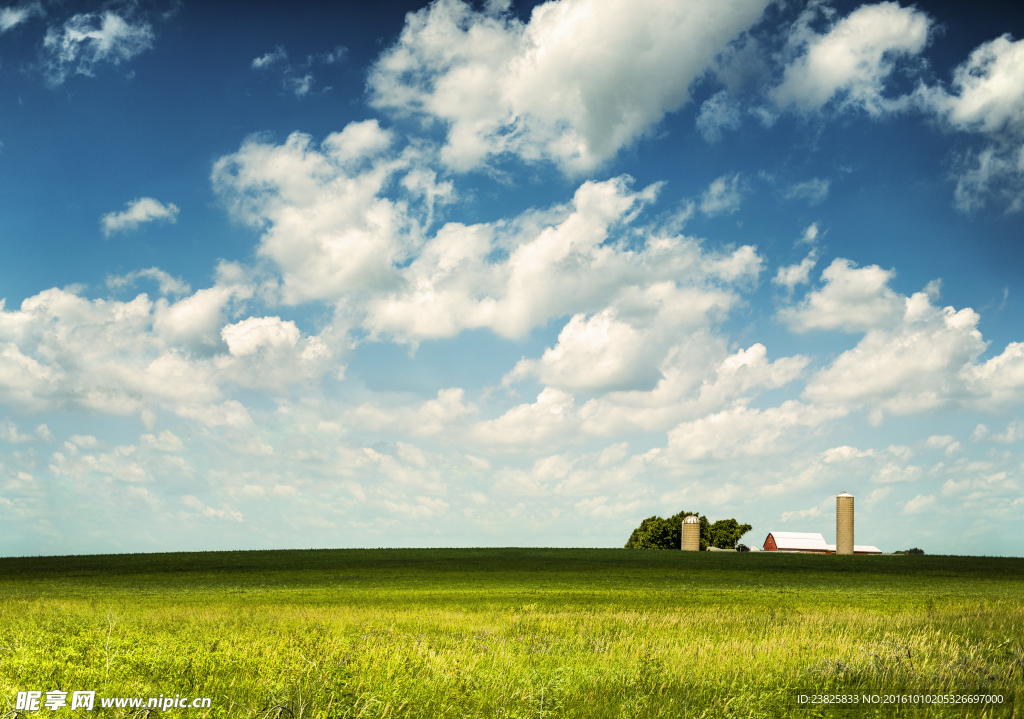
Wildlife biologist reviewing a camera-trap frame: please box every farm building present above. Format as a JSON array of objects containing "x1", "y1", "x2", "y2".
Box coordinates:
[
  {"x1": 763, "y1": 531, "x2": 831, "y2": 553},
  {"x1": 762, "y1": 532, "x2": 881, "y2": 554}
]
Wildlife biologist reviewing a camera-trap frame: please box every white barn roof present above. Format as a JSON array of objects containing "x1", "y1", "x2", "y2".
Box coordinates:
[{"x1": 766, "y1": 531, "x2": 829, "y2": 552}]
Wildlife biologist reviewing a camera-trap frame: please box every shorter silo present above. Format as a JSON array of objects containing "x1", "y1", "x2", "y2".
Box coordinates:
[
  {"x1": 682, "y1": 515, "x2": 701, "y2": 551},
  {"x1": 836, "y1": 492, "x2": 854, "y2": 555}
]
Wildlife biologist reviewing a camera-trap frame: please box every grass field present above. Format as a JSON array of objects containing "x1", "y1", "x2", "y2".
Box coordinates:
[{"x1": 0, "y1": 548, "x2": 1021, "y2": 719}]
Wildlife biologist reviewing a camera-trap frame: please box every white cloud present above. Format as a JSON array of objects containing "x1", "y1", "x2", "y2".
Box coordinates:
[
  {"x1": 926, "y1": 434, "x2": 955, "y2": 449},
  {"x1": 469, "y1": 388, "x2": 580, "y2": 453},
  {"x1": 1, "y1": 419, "x2": 31, "y2": 443},
  {"x1": 507, "y1": 309, "x2": 660, "y2": 392},
  {"x1": 213, "y1": 121, "x2": 449, "y2": 305},
  {"x1": 865, "y1": 486, "x2": 892, "y2": 505},
  {"x1": 252, "y1": 46, "x2": 287, "y2": 69},
  {"x1": 991, "y1": 419, "x2": 1023, "y2": 443},
  {"x1": 107, "y1": 267, "x2": 190, "y2": 296},
  {"x1": 903, "y1": 493, "x2": 936, "y2": 514},
  {"x1": 221, "y1": 316, "x2": 300, "y2": 357},
  {"x1": 348, "y1": 388, "x2": 478, "y2": 438},
  {"x1": 923, "y1": 35, "x2": 1024, "y2": 212},
  {"x1": 0, "y1": 279, "x2": 338, "y2": 426},
  {"x1": 696, "y1": 91, "x2": 742, "y2": 143},
  {"x1": 772, "y1": 2, "x2": 932, "y2": 115},
  {"x1": 773, "y1": 252, "x2": 817, "y2": 291},
  {"x1": 700, "y1": 173, "x2": 743, "y2": 216},
  {"x1": 102, "y1": 198, "x2": 179, "y2": 236},
  {"x1": 251, "y1": 44, "x2": 345, "y2": 97},
  {"x1": 505, "y1": 275, "x2": 743, "y2": 393},
  {"x1": 214, "y1": 126, "x2": 768, "y2": 350},
  {"x1": 802, "y1": 287, "x2": 1024, "y2": 422},
  {"x1": 665, "y1": 400, "x2": 844, "y2": 461},
  {"x1": 140, "y1": 430, "x2": 183, "y2": 452},
  {"x1": 368, "y1": 0, "x2": 769, "y2": 173},
  {"x1": 964, "y1": 342, "x2": 1024, "y2": 411},
  {"x1": 365, "y1": 176, "x2": 760, "y2": 343},
  {"x1": 924, "y1": 34, "x2": 1024, "y2": 136},
  {"x1": 797, "y1": 223, "x2": 820, "y2": 246},
  {"x1": 43, "y1": 11, "x2": 154, "y2": 86},
  {"x1": 578, "y1": 340, "x2": 808, "y2": 436},
  {"x1": 780, "y1": 258, "x2": 903, "y2": 332},
  {"x1": 822, "y1": 445, "x2": 875, "y2": 463},
  {"x1": 803, "y1": 298, "x2": 983, "y2": 419},
  {"x1": 0, "y1": 3, "x2": 42, "y2": 32},
  {"x1": 783, "y1": 178, "x2": 830, "y2": 204}
]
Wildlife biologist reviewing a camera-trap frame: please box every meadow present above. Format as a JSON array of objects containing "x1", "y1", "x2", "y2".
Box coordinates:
[{"x1": 0, "y1": 548, "x2": 1021, "y2": 719}]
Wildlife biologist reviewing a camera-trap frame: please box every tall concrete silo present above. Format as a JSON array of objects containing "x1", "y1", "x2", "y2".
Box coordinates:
[
  {"x1": 836, "y1": 492, "x2": 854, "y2": 555},
  {"x1": 682, "y1": 515, "x2": 701, "y2": 551}
]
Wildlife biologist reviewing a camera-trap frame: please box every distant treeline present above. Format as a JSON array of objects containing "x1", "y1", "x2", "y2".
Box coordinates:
[{"x1": 625, "y1": 512, "x2": 752, "y2": 551}]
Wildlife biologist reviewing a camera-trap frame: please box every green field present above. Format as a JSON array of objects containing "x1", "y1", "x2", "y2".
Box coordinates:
[{"x1": 0, "y1": 549, "x2": 1021, "y2": 718}]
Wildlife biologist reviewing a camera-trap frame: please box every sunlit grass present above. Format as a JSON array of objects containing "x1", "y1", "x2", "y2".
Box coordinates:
[{"x1": 0, "y1": 549, "x2": 1021, "y2": 718}]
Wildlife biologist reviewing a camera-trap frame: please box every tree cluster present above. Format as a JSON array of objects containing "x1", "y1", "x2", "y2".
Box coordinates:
[{"x1": 624, "y1": 512, "x2": 752, "y2": 551}]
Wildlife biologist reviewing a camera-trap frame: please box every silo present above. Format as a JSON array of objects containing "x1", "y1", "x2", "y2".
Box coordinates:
[
  {"x1": 836, "y1": 492, "x2": 854, "y2": 555},
  {"x1": 682, "y1": 515, "x2": 701, "y2": 551}
]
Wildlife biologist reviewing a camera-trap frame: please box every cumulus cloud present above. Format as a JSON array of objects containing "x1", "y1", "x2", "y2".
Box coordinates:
[
  {"x1": 140, "y1": 430, "x2": 184, "y2": 452},
  {"x1": 368, "y1": 0, "x2": 769, "y2": 173},
  {"x1": 222, "y1": 316, "x2": 300, "y2": 356},
  {"x1": 700, "y1": 173, "x2": 743, "y2": 216},
  {"x1": 507, "y1": 309, "x2": 662, "y2": 392},
  {"x1": 772, "y1": 1, "x2": 932, "y2": 115},
  {"x1": 102, "y1": 198, "x2": 179, "y2": 236},
  {"x1": 665, "y1": 400, "x2": 845, "y2": 461},
  {"x1": 213, "y1": 122, "x2": 770, "y2": 351},
  {"x1": 504, "y1": 275, "x2": 744, "y2": 394},
  {"x1": 903, "y1": 493, "x2": 935, "y2": 514},
  {"x1": 804, "y1": 289, "x2": 1024, "y2": 423},
  {"x1": 213, "y1": 120, "x2": 452, "y2": 304},
  {"x1": 464, "y1": 388, "x2": 580, "y2": 454},
  {"x1": 918, "y1": 35, "x2": 1024, "y2": 212},
  {"x1": 780, "y1": 258, "x2": 903, "y2": 332},
  {"x1": 0, "y1": 278, "x2": 336, "y2": 426},
  {"x1": 349, "y1": 388, "x2": 478, "y2": 439},
  {"x1": 773, "y1": 252, "x2": 817, "y2": 291},
  {"x1": 42, "y1": 11, "x2": 154, "y2": 86},
  {"x1": 923, "y1": 35, "x2": 1024, "y2": 137},
  {"x1": 107, "y1": 267, "x2": 190, "y2": 296},
  {"x1": 578, "y1": 340, "x2": 809, "y2": 436},
  {"x1": 365, "y1": 176, "x2": 761, "y2": 343},
  {"x1": 0, "y1": 419, "x2": 49, "y2": 443}
]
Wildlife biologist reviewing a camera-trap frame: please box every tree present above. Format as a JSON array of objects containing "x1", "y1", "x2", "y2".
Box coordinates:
[
  {"x1": 708, "y1": 518, "x2": 752, "y2": 549},
  {"x1": 623, "y1": 515, "x2": 680, "y2": 549}
]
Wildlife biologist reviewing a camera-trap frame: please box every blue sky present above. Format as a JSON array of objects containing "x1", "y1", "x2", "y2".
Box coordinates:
[{"x1": 1, "y1": 0, "x2": 1023, "y2": 556}]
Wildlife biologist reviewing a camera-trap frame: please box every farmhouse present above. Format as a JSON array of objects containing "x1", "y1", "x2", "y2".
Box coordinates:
[{"x1": 762, "y1": 532, "x2": 882, "y2": 554}]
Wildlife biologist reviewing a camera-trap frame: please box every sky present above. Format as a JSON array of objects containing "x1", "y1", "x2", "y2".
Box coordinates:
[{"x1": 1, "y1": 0, "x2": 1023, "y2": 557}]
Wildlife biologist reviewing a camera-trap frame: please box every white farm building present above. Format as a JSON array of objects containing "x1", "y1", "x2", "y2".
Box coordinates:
[{"x1": 763, "y1": 531, "x2": 881, "y2": 555}]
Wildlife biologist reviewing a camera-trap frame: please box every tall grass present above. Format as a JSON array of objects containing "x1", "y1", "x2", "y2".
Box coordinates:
[{"x1": 0, "y1": 549, "x2": 1020, "y2": 718}]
